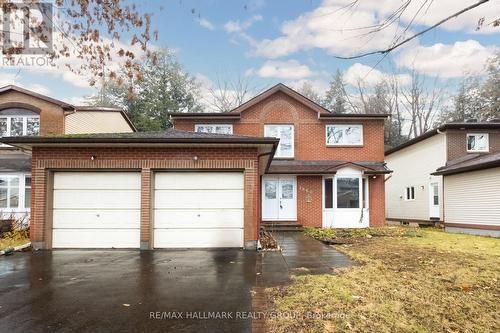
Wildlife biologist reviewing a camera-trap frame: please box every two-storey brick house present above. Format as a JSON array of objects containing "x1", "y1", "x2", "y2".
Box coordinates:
[
  {"x1": 0, "y1": 85, "x2": 136, "y2": 221},
  {"x1": 171, "y1": 84, "x2": 390, "y2": 230},
  {"x1": 385, "y1": 121, "x2": 500, "y2": 237},
  {"x1": 2, "y1": 83, "x2": 389, "y2": 250}
]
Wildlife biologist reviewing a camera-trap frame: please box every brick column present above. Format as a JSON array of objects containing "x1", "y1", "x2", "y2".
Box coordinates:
[
  {"x1": 140, "y1": 168, "x2": 152, "y2": 249},
  {"x1": 31, "y1": 168, "x2": 47, "y2": 249}
]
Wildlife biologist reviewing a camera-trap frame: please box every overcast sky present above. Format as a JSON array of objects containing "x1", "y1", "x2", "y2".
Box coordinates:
[{"x1": 0, "y1": 0, "x2": 498, "y2": 105}]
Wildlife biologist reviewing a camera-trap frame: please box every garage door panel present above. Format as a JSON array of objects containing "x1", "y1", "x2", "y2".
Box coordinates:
[
  {"x1": 155, "y1": 172, "x2": 243, "y2": 190},
  {"x1": 52, "y1": 172, "x2": 141, "y2": 249},
  {"x1": 153, "y1": 172, "x2": 244, "y2": 248},
  {"x1": 53, "y1": 210, "x2": 140, "y2": 229},
  {"x1": 54, "y1": 172, "x2": 141, "y2": 190},
  {"x1": 154, "y1": 190, "x2": 243, "y2": 209},
  {"x1": 153, "y1": 229, "x2": 243, "y2": 248},
  {"x1": 52, "y1": 229, "x2": 140, "y2": 248},
  {"x1": 53, "y1": 189, "x2": 141, "y2": 209},
  {"x1": 154, "y1": 209, "x2": 243, "y2": 228}
]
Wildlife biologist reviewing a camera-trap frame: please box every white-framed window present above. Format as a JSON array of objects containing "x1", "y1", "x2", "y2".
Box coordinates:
[
  {"x1": 466, "y1": 133, "x2": 489, "y2": 152},
  {"x1": 0, "y1": 116, "x2": 40, "y2": 137},
  {"x1": 405, "y1": 186, "x2": 415, "y2": 201},
  {"x1": 264, "y1": 124, "x2": 294, "y2": 158},
  {"x1": 0, "y1": 175, "x2": 20, "y2": 209},
  {"x1": 195, "y1": 124, "x2": 233, "y2": 135},
  {"x1": 326, "y1": 124, "x2": 363, "y2": 146},
  {"x1": 336, "y1": 176, "x2": 361, "y2": 208},
  {"x1": 0, "y1": 174, "x2": 31, "y2": 210}
]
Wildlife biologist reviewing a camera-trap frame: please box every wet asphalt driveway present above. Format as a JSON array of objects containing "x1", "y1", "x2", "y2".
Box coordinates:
[{"x1": 0, "y1": 233, "x2": 353, "y2": 333}]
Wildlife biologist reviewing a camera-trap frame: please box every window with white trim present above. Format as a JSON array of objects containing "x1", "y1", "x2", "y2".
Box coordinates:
[
  {"x1": 195, "y1": 124, "x2": 233, "y2": 135},
  {"x1": 264, "y1": 124, "x2": 294, "y2": 158},
  {"x1": 0, "y1": 175, "x2": 20, "y2": 209},
  {"x1": 337, "y1": 177, "x2": 361, "y2": 208},
  {"x1": 326, "y1": 124, "x2": 363, "y2": 145},
  {"x1": 466, "y1": 133, "x2": 489, "y2": 152},
  {"x1": 0, "y1": 116, "x2": 40, "y2": 137},
  {"x1": 405, "y1": 186, "x2": 415, "y2": 201}
]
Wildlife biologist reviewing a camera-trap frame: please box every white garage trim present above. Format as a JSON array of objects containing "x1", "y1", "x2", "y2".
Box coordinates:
[
  {"x1": 153, "y1": 171, "x2": 244, "y2": 248},
  {"x1": 52, "y1": 172, "x2": 141, "y2": 248}
]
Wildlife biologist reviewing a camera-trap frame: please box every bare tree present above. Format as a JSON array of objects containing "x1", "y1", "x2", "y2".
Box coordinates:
[
  {"x1": 401, "y1": 71, "x2": 447, "y2": 138},
  {"x1": 206, "y1": 75, "x2": 256, "y2": 112}
]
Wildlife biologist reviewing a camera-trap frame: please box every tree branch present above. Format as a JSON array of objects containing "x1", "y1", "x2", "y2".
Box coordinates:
[{"x1": 334, "y1": 0, "x2": 491, "y2": 60}]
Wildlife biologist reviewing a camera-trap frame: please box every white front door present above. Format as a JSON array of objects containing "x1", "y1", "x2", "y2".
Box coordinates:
[
  {"x1": 429, "y1": 182, "x2": 440, "y2": 218},
  {"x1": 262, "y1": 175, "x2": 297, "y2": 221}
]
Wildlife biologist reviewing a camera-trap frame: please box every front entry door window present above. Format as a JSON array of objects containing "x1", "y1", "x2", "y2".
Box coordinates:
[{"x1": 262, "y1": 176, "x2": 297, "y2": 220}]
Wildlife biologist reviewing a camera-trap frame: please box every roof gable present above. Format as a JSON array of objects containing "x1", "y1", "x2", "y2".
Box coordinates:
[
  {"x1": 230, "y1": 83, "x2": 331, "y2": 115},
  {"x1": 0, "y1": 85, "x2": 73, "y2": 109}
]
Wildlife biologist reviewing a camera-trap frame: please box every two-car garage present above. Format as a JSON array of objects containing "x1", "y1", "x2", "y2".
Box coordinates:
[{"x1": 51, "y1": 171, "x2": 244, "y2": 249}]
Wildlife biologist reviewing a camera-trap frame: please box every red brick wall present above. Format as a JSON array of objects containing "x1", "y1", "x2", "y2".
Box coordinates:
[
  {"x1": 369, "y1": 176, "x2": 385, "y2": 227},
  {"x1": 297, "y1": 176, "x2": 323, "y2": 227},
  {"x1": 31, "y1": 146, "x2": 261, "y2": 249},
  {"x1": 174, "y1": 91, "x2": 385, "y2": 162},
  {"x1": 0, "y1": 90, "x2": 65, "y2": 135}
]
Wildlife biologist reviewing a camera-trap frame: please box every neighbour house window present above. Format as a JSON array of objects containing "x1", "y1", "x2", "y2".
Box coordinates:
[
  {"x1": 405, "y1": 186, "x2": 415, "y2": 200},
  {"x1": 195, "y1": 124, "x2": 233, "y2": 135},
  {"x1": 337, "y1": 177, "x2": 360, "y2": 208},
  {"x1": 0, "y1": 176, "x2": 19, "y2": 209},
  {"x1": 326, "y1": 124, "x2": 363, "y2": 145},
  {"x1": 264, "y1": 124, "x2": 294, "y2": 158},
  {"x1": 24, "y1": 176, "x2": 32, "y2": 208},
  {"x1": 0, "y1": 116, "x2": 40, "y2": 137},
  {"x1": 466, "y1": 133, "x2": 489, "y2": 152}
]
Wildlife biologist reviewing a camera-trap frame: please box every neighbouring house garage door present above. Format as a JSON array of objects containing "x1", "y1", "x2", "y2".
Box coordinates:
[
  {"x1": 154, "y1": 172, "x2": 244, "y2": 248},
  {"x1": 52, "y1": 172, "x2": 141, "y2": 248}
]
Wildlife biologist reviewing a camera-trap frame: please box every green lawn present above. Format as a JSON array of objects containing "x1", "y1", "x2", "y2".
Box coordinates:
[{"x1": 265, "y1": 228, "x2": 500, "y2": 333}]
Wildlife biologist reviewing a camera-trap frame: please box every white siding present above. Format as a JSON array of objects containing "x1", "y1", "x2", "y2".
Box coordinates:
[
  {"x1": 65, "y1": 111, "x2": 134, "y2": 134},
  {"x1": 444, "y1": 167, "x2": 500, "y2": 227},
  {"x1": 385, "y1": 133, "x2": 446, "y2": 221}
]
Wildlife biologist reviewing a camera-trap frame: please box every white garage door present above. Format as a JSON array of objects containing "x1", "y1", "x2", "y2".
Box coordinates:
[
  {"x1": 154, "y1": 172, "x2": 244, "y2": 248},
  {"x1": 52, "y1": 172, "x2": 141, "y2": 248}
]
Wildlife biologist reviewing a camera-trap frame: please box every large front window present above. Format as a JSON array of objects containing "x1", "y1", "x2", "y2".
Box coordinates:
[
  {"x1": 195, "y1": 124, "x2": 233, "y2": 134},
  {"x1": 264, "y1": 124, "x2": 294, "y2": 158},
  {"x1": 336, "y1": 177, "x2": 360, "y2": 208},
  {"x1": 326, "y1": 124, "x2": 363, "y2": 146},
  {"x1": 0, "y1": 116, "x2": 40, "y2": 137}
]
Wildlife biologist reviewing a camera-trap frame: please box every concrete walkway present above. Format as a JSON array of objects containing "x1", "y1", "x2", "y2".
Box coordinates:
[{"x1": 257, "y1": 232, "x2": 354, "y2": 286}]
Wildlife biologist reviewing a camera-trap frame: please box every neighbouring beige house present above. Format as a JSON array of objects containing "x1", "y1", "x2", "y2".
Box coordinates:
[
  {"x1": 0, "y1": 85, "x2": 135, "y2": 221},
  {"x1": 385, "y1": 121, "x2": 500, "y2": 237}
]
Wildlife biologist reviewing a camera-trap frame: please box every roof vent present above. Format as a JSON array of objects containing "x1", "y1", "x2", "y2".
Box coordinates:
[{"x1": 464, "y1": 118, "x2": 477, "y2": 123}]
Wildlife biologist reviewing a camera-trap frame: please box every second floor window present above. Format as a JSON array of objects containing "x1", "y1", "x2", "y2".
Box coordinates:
[
  {"x1": 195, "y1": 124, "x2": 233, "y2": 135},
  {"x1": 467, "y1": 133, "x2": 489, "y2": 152},
  {"x1": 0, "y1": 116, "x2": 40, "y2": 137},
  {"x1": 326, "y1": 124, "x2": 363, "y2": 146},
  {"x1": 264, "y1": 124, "x2": 294, "y2": 158}
]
